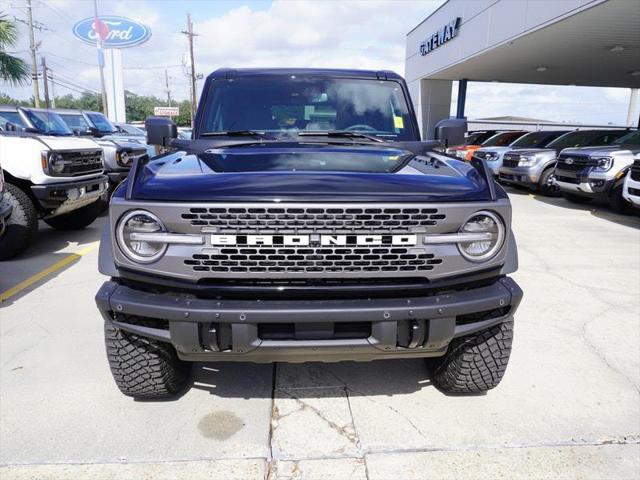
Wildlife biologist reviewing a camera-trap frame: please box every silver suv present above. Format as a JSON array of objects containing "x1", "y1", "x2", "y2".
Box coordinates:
[
  {"x1": 554, "y1": 130, "x2": 640, "y2": 213},
  {"x1": 498, "y1": 130, "x2": 629, "y2": 195}
]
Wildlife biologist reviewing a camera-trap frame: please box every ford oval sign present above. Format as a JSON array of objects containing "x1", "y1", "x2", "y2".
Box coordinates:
[{"x1": 72, "y1": 16, "x2": 151, "y2": 48}]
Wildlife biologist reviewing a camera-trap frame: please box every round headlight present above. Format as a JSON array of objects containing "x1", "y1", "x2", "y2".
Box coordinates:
[
  {"x1": 118, "y1": 151, "x2": 131, "y2": 166},
  {"x1": 458, "y1": 211, "x2": 506, "y2": 262},
  {"x1": 116, "y1": 210, "x2": 167, "y2": 263},
  {"x1": 49, "y1": 152, "x2": 66, "y2": 173}
]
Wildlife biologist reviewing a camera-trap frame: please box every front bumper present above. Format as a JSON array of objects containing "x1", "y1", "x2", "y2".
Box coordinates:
[
  {"x1": 95, "y1": 276, "x2": 523, "y2": 362},
  {"x1": 31, "y1": 175, "x2": 109, "y2": 216},
  {"x1": 553, "y1": 168, "x2": 615, "y2": 197},
  {"x1": 0, "y1": 196, "x2": 12, "y2": 237},
  {"x1": 623, "y1": 176, "x2": 640, "y2": 207},
  {"x1": 498, "y1": 166, "x2": 540, "y2": 187}
]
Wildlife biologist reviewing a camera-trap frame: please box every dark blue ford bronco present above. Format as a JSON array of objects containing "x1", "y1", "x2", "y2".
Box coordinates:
[{"x1": 96, "y1": 68, "x2": 522, "y2": 399}]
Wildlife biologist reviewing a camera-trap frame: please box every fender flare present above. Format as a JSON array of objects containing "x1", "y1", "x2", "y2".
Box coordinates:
[{"x1": 98, "y1": 223, "x2": 119, "y2": 278}]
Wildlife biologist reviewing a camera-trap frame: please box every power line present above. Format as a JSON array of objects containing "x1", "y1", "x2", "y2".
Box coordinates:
[{"x1": 123, "y1": 64, "x2": 183, "y2": 70}]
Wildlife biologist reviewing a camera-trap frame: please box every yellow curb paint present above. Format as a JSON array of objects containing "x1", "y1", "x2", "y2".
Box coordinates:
[{"x1": 0, "y1": 242, "x2": 99, "y2": 303}]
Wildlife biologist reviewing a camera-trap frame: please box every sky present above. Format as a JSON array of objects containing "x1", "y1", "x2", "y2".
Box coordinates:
[{"x1": 1, "y1": 0, "x2": 635, "y2": 125}]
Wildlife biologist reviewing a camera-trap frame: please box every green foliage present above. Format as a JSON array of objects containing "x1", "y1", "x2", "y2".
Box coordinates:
[
  {"x1": 0, "y1": 13, "x2": 29, "y2": 85},
  {"x1": 0, "y1": 91, "x2": 192, "y2": 126}
]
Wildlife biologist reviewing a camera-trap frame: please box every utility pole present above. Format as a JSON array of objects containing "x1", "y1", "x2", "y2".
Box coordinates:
[
  {"x1": 164, "y1": 69, "x2": 172, "y2": 106},
  {"x1": 26, "y1": 0, "x2": 40, "y2": 107},
  {"x1": 41, "y1": 57, "x2": 50, "y2": 108},
  {"x1": 181, "y1": 14, "x2": 198, "y2": 127},
  {"x1": 93, "y1": 0, "x2": 109, "y2": 117}
]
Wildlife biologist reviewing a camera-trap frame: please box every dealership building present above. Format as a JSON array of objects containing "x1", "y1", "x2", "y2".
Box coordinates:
[{"x1": 405, "y1": 0, "x2": 640, "y2": 138}]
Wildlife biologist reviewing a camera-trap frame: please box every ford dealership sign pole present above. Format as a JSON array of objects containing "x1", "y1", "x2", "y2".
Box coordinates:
[{"x1": 73, "y1": 13, "x2": 151, "y2": 122}]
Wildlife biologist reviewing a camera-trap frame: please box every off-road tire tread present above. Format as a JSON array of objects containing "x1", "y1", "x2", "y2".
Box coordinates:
[
  {"x1": 104, "y1": 319, "x2": 190, "y2": 399},
  {"x1": 0, "y1": 183, "x2": 38, "y2": 260},
  {"x1": 44, "y1": 200, "x2": 102, "y2": 231},
  {"x1": 430, "y1": 320, "x2": 514, "y2": 394},
  {"x1": 538, "y1": 168, "x2": 559, "y2": 196}
]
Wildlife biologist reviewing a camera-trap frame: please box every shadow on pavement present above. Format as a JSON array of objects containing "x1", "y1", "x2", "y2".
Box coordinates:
[
  {"x1": 189, "y1": 358, "x2": 437, "y2": 399},
  {"x1": 0, "y1": 217, "x2": 105, "y2": 306}
]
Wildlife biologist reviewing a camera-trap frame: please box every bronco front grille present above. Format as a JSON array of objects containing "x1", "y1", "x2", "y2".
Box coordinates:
[
  {"x1": 185, "y1": 246, "x2": 443, "y2": 274},
  {"x1": 181, "y1": 207, "x2": 446, "y2": 234},
  {"x1": 61, "y1": 149, "x2": 103, "y2": 176}
]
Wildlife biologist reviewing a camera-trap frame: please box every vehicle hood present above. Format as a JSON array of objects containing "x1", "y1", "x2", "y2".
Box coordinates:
[
  {"x1": 476, "y1": 146, "x2": 512, "y2": 153},
  {"x1": 560, "y1": 145, "x2": 640, "y2": 156},
  {"x1": 126, "y1": 145, "x2": 493, "y2": 202},
  {"x1": 505, "y1": 148, "x2": 556, "y2": 156},
  {"x1": 38, "y1": 135, "x2": 101, "y2": 151}
]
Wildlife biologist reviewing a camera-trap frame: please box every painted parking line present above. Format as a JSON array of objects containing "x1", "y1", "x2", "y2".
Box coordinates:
[{"x1": 0, "y1": 242, "x2": 99, "y2": 303}]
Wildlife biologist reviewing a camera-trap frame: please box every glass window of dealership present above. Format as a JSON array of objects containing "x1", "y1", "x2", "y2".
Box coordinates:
[{"x1": 405, "y1": 0, "x2": 640, "y2": 138}]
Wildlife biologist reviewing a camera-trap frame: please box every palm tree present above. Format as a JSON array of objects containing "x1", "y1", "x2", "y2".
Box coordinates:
[{"x1": 0, "y1": 13, "x2": 29, "y2": 85}]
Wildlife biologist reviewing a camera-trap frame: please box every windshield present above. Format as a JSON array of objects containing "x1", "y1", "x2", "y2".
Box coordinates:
[
  {"x1": 199, "y1": 76, "x2": 417, "y2": 141},
  {"x1": 0, "y1": 111, "x2": 26, "y2": 129},
  {"x1": 23, "y1": 109, "x2": 72, "y2": 135},
  {"x1": 59, "y1": 113, "x2": 90, "y2": 132},
  {"x1": 482, "y1": 131, "x2": 526, "y2": 147},
  {"x1": 118, "y1": 124, "x2": 145, "y2": 135},
  {"x1": 86, "y1": 112, "x2": 116, "y2": 133},
  {"x1": 511, "y1": 131, "x2": 566, "y2": 148},
  {"x1": 547, "y1": 131, "x2": 622, "y2": 149},
  {"x1": 613, "y1": 130, "x2": 640, "y2": 145}
]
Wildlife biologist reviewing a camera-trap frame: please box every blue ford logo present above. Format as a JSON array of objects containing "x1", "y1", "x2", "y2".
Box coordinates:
[{"x1": 72, "y1": 16, "x2": 151, "y2": 48}]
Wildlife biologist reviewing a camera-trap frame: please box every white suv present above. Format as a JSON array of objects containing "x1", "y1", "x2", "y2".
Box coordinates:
[{"x1": 0, "y1": 106, "x2": 108, "y2": 260}]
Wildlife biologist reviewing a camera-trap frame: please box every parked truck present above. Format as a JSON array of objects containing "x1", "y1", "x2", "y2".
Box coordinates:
[
  {"x1": 53, "y1": 109, "x2": 150, "y2": 195},
  {"x1": 95, "y1": 68, "x2": 523, "y2": 399},
  {"x1": 0, "y1": 106, "x2": 108, "y2": 259},
  {"x1": 553, "y1": 130, "x2": 640, "y2": 213}
]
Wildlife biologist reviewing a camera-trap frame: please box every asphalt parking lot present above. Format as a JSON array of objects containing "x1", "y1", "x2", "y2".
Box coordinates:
[{"x1": 1, "y1": 188, "x2": 638, "y2": 480}]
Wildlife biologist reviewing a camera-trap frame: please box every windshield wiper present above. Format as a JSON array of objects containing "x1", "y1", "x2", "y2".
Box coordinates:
[
  {"x1": 201, "y1": 130, "x2": 272, "y2": 139},
  {"x1": 298, "y1": 131, "x2": 385, "y2": 143}
]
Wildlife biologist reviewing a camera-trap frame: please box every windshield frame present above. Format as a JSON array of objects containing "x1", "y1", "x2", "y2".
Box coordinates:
[{"x1": 194, "y1": 74, "x2": 421, "y2": 142}]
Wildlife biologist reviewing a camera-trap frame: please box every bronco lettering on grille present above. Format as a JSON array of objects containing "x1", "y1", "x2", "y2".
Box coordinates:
[{"x1": 210, "y1": 234, "x2": 417, "y2": 246}]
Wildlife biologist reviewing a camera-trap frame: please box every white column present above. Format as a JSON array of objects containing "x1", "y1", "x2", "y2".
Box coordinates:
[
  {"x1": 104, "y1": 49, "x2": 126, "y2": 123},
  {"x1": 419, "y1": 79, "x2": 453, "y2": 141},
  {"x1": 626, "y1": 88, "x2": 639, "y2": 127}
]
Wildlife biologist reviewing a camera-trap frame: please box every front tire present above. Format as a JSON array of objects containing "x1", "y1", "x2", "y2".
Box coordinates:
[
  {"x1": 608, "y1": 184, "x2": 633, "y2": 214},
  {"x1": 563, "y1": 193, "x2": 593, "y2": 204},
  {"x1": 44, "y1": 200, "x2": 102, "y2": 230},
  {"x1": 538, "y1": 169, "x2": 559, "y2": 196},
  {"x1": 0, "y1": 184, "x2": 38, "y2": 261},
  {"x1": 429, "y1": 320, "x2": 514, "y2": 394},
  {"x1": 104, "y1": 318, "x2": 191, "y2": 399}
]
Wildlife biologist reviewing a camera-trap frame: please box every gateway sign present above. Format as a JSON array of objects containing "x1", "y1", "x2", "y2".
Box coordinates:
[{"x1": 420, "y1": 17, "x2": 461, "y2": 56}]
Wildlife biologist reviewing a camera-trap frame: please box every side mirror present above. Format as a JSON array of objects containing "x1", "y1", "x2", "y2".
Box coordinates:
[
  {"x1": 145, "y1": 116, "x2": 177, "y2": 147},
  {"x1": 87, "y1": 126, "x2": 101, "y2": 137},
  {"x1": 433, "y1": 117, "x2": 468, "y2": 148}
]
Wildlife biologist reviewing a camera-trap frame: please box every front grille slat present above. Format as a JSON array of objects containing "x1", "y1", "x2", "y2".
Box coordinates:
[
  {"x1": 556, "y1": 154, "x2": 598, "y2": 172},
  {"x1": 58, "y1": 150, "x2": 103, "y2": 176},
  {"x1": 185, "y1": 247, "x2": 443, "y2": 274},
  {"x1": 181, "y1": 207, "x2": 445, "y2": 234}
]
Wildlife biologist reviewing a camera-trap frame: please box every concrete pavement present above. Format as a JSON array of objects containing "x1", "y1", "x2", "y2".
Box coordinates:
[{"x1": 1, "y1": 189, "x2": 638, "y2": 479}]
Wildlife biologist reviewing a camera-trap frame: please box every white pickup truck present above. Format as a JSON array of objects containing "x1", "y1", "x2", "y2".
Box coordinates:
[{"x1": 0, "y1": 106, "x2": 109, "y2": 260}]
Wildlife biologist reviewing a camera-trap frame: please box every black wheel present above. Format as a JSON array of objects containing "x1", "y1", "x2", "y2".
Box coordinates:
[
  {"x1": 0, "y1": 183, "x2": 38, "y2": 261},
  {"x1": 562, "y1": 193, "x2": 593, "y2": 204},
  {"x1": 538, "y1": 169, "x2": 560, "y2": 196},
  {"x1": 44, "y1": 199, "x2": 102, "y2": 230},
  {"x1": 104, "y1": 317, "x2": 190, "y2": 399},
  {"x1": 429, "y1": 320, "x2": 514, "y2": 394},
  {"x1": 608, "y1": 184, "x2": 634, "y2": 215}
]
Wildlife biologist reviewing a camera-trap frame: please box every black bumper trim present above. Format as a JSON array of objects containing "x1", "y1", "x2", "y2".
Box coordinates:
[
  {"x1": 96, "y1": 277, "x2": 523, "y2": 362},
  {"x1": 31, "y1": 175, "x2": 109, "y2": 200}
]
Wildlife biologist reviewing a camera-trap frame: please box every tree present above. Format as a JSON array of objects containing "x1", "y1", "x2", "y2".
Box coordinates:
[{"x1": 0, "y1": 13, "x2": 29, "y2": 86}]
